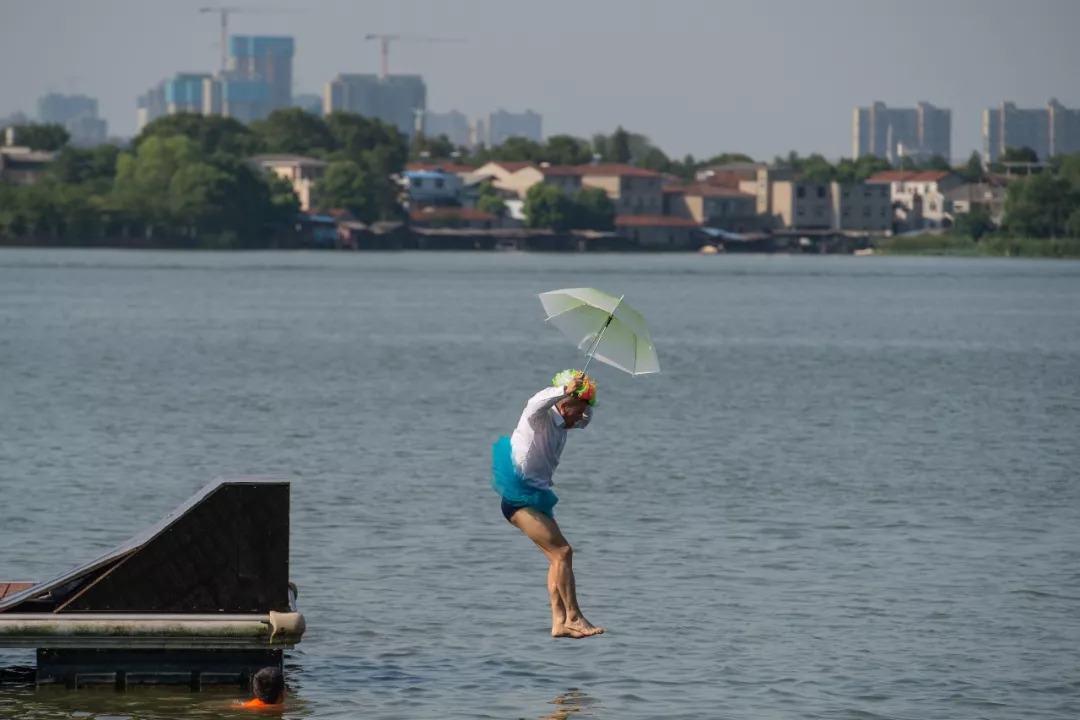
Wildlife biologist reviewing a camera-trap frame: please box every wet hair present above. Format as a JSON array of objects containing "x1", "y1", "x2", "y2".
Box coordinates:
[{"x1": 252, "y1": 666, "x2": 285, "y2": 704}]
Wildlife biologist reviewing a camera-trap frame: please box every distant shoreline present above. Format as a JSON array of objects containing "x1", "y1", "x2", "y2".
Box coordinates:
[
  {"x1": 3, "y1": 240, "x2": 1080, "y2": 260},
  {"x1": 872, "y1": 234, "x2": 1080, "y2": 259}
]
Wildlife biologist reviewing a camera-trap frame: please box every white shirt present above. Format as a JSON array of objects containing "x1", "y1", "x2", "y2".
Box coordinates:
[{"x1": 510, "y1": 386, "x2": 592, "y2": 489}]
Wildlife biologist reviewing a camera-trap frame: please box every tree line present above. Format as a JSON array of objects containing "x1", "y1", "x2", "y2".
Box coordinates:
[
  {"x1": 0, "y1": 109, "x2": 410, "y2": 247},
  {"x1": 3, "y1": 110, "x2": 1080, "y2": 245}
]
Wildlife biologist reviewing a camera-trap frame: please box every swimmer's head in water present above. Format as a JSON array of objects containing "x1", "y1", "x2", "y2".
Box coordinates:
[{"x1": 252, "y1": 666, "x2": 285, "y2": 705}]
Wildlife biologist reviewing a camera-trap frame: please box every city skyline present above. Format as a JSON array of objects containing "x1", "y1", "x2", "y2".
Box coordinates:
[{"x1": 1, "y1": 0, "x2": 1077, "y2": 160}]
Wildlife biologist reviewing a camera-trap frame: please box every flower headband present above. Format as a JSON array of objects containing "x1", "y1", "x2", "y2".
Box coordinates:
[{"x1": 552, "y1": 369, "x2": 597, "y2": 406}]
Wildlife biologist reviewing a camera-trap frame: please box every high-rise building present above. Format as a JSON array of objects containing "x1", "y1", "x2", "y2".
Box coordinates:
[
  {"x1": 1049, "y1": 99, "x2": 1080, "y2": 159},
  {"x1": 38, "y1": 94, "x2": 96, "y2": 126},
  {"x1": 37, "y1": 93, "x2": 108, "y2": 146},
  {"x1": 136, "y1": 35, "x2": 295, "y2": 131},
  {"x1": 136, "y1": 73, "x2": 209, "y2": 132},
  {"x1": 982, "y1": 99, "x2": 1080, "y2": 162},
  {"x1": 323, "y1": 74, "x2": 426, "y2": 135},
  {"x1": 136, "y1": 81, "x2": 167, "y2": 132},
  {"x1": 422, "y1": 110, "x2": 469, "y2": 147},
  {"x1": 203, "y1": 77, "x2": 274, "y2": 123},
  {"x1": 852, "y1": 102, "x2": 951, "y2": 162},
  {"x1": 229, "y1": 36, "x2": 294, "y2": 110},
  {"x1": 487, "y1": 109, "x2": 542, "y2": 147},
  {"x1": 165, "y1": 74, "x2": 211, "y2": 116},
  {"x1": 918, "y1": 104, "x2": 951, "y2": 163}
]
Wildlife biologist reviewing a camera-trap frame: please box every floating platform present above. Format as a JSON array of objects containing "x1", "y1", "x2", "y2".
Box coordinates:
[{"x1": 0, "y1": 475, "x2": 305, "y2": 688}]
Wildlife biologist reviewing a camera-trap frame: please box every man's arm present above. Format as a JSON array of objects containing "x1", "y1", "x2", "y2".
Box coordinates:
[
  {"x1": 522, "y1": 373, "x2": 586, "y2": 419},
  {"x1": 522, "y1": 386, "x2": 570, "y2": 419}
]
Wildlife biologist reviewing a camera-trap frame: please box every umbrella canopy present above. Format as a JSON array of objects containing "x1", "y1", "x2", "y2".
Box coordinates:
[{"x1": 538, "y1": 288, "x2": 660, "y2": 376}]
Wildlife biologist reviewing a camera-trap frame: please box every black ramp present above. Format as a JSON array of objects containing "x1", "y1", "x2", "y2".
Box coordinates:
[{"x1": 0, "y1": 476, "x2": 291, "y2": 614}]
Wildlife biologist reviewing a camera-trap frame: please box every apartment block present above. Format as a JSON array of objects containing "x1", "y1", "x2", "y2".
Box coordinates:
[
  {"x1": 323, "y1": 74, "x2": 426, "y2": 136},
  {"x1": 136, "y1": 35, "x2": 295, "y2": 131},
  {"x1": 1050, "y1": 100, "x2": 1080, "y2": 159},
  {"x1": 203, "y1": 77, "x2": 276, "y2": 124},
  {"x1": 771, "y1": 181, "x2": 891, "y2": 233},
  {"x1": 165, "y1": 74, "x2": 212, "y2": 115},
  {"x1": 736, "y1": 166, "x2": 798, "y2": 217},
  {"x1": 663, "y1": 184, "x2": 758, "y2": 230},
  {"x1": 229, "y1": 36, "x2": 293, "y2": 110},
  {"x1": 580, "y1": 164, "x2": 662, "y2": 215},
  {"x1": 832, "y1": 181, "x2": 893, "y2": 233},
  {"x1": 136, "y1": 81, "x2": 166, "y2": 132},
  {"x1": 853, "y1": 101, "x2": 951, "y2": 162},
  {"x1": 494, "y1": 163, "x2": 662, "y2": 215},
  {"x1": 982, "y1": 99, "x2": 1080, "y2": 162}
]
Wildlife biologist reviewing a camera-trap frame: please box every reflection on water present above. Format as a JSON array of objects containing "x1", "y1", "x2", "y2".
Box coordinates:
[
  {"x1": 0, "y1": 669, "x2": 311, "y2": 719},
  {"x1": 542, "y1": 689, "x2": 597, "y2": 719}
]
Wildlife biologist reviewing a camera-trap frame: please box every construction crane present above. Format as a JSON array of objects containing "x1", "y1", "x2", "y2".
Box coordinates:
[
  {"x1": 198, "y1": 6, "x2": 298, "y2": 73},
  {"x1": 363, "y1": 34, "x2": 466, "y2": 81}
]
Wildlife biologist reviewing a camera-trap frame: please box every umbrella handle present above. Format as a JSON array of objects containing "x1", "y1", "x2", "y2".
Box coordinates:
[{"x1": 582, "y1": 295, "x2": 624, "y2": 374}]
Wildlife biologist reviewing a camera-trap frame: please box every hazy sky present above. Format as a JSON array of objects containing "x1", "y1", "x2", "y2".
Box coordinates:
[{"x1": 1, "y1": 0, "x2": 1077, "y2": 160}]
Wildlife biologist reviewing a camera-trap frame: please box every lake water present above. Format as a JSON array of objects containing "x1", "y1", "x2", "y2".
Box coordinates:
[{"x1": 1, "y1": 249, "x2": 1078, "y2": 720}]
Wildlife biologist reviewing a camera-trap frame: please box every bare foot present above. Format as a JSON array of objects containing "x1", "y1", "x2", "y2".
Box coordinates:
[
  {"x1": 557, "y1": 619, "x2": 604, "y2": 638},
  {"x1": 551, "y1": 625, "x2": 587, "y2": 638}
]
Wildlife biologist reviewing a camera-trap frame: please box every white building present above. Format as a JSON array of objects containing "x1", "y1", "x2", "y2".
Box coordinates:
[{"x1": 867, "y1": 170, "x2": 965, "y2": 231}]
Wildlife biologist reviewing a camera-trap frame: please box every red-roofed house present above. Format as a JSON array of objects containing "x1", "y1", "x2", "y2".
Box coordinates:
[
  {"x1": 663, "y1": 184, "x2": 759, "y2": 229},
  {"x1": 867, "y1": 170, "x2": 964, "y2": 230},
  {"x1": 500, "y1": 163, "x2": 663, "y2": 214},
  {"x1": 539, "y1": 165, "x2": 586, "y2": 195},
  {"x1": 615, "y1": 214, "x2": 702, "y2": 249},
  {"x1": 473, "y1": 161, "x2": 535, "y2": 186},
  {"x1": 580, "y1": 164, "x2": 663, "y2": 215},
  {"x1": 497, "y1": 164, "x2": 583, "y2": 198}
]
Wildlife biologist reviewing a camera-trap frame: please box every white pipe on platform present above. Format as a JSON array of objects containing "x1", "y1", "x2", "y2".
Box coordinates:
[{"x1": 0, "y1": 613, "x2": 306, "y2": 650}]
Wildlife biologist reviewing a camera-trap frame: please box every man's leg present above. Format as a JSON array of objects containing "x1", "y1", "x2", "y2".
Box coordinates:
[
  {"x1": 510, "y1": 507, "x2": 603, "y2": 638},
  {"x1": 548, "y1": 562, "x2": 567, "y2": 631}
]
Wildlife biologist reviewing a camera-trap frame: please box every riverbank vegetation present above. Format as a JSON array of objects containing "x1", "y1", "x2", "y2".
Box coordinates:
[
  {"x1": 875, "y1": 234, "x2": 1080, "y2": 258},
  {"x1": 2, "y1": 110, "x2": 1080, "y2": 250}
]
